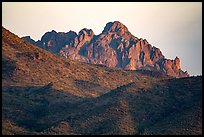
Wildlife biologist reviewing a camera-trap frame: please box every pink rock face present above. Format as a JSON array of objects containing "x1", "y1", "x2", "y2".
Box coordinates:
[
  {"x1": 161, "y1": 58, "x2": 188, "y2": 78},
  {"x1": 77, "y1": 28, "x2": 94, "y2": 49},
  {"x1": 23, "y1": 21, "x2": 189, "y2": 78},
  {"x1": 47, "y1": 40, "x2": 52, "y2": 47},
  {"x1": 103, "y1": 21, "x2": 128, "y2": 34},
  {"x1": 174, "y1": 56, "x2": 180, "y2": 70}
]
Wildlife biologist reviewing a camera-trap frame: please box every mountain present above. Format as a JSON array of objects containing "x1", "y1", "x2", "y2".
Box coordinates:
[
  {"x1": 3, "y1": 26, "x2": 154, "y2": 98},
  {"x1": 22, "y1": 21, "x2": 189, "y2": 78},
  {"x1": 4, "y1": 26, "x2": 171, "y2": 97},
  {"x1": 2, "y1": 26, "x2": 201, "y2": 135}
]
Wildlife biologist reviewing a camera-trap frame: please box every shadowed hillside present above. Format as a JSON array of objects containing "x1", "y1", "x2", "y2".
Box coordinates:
[{"x1": 65, "y1": 76, "x2": 202, "y2": 135}]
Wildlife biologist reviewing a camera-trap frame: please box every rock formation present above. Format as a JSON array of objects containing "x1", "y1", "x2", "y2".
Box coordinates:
[{"x1": 22, "y1": 21, "x2": 189, "y2": 78}]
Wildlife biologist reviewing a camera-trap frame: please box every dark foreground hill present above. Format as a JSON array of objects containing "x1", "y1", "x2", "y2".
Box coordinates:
[{"x1": 2, "y1": 27, "x2": 202, "y2": 135}]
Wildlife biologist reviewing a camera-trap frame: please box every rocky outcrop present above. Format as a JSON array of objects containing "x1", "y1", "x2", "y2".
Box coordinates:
[
  {"x1": 22, "y1": 21, "x2": 189, "y2": 78},
  {"x1": 22, "y1": 36, "x2": 36, "y2": 45},
  {"x1": 161, "y1": 57, "x2": 189, "y2": 78}
]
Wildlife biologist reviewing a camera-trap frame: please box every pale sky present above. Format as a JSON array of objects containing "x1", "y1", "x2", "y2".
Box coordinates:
[{"x1": 2, "y1": 2, "x2": 202, "y2": 76}]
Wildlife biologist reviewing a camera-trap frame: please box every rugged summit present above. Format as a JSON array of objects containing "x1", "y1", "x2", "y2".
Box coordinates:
[{"x1": 22, "y1": 21, "x2": 189, "y2": 78}]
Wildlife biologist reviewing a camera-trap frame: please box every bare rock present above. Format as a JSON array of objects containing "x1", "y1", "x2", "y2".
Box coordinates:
[{"x1": 22, "y1": 21, "x2": 189, "y2": 78}]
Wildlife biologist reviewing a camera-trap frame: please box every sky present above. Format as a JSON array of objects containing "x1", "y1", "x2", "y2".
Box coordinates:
[{"x1": 2, "y1": 2, "x2": 202, "y2": 76}]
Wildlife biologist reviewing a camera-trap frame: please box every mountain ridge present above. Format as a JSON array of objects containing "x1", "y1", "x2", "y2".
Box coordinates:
[{"x1": 21, "y1": 21, "x2": 189, "y2": 78}]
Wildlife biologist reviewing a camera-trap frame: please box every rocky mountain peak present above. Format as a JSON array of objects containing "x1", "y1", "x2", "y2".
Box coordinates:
[
  {"x1": 66, "y1": 31, "x2": 78, "y2": 39},
  {"x1": 78, "y1": 28, "x2": 95, "y2": 42},
  {"x1": 51, "y1": 30, "x2": 57, "y2": 34},
  {"x1": 22, "y1": 36, "x2": 36, "y2": 45},
  {"x1": 102, "y1": 21, "x2": 129, "y2": 35},
  {"x1": 79, "y1": 28, "x2": 94, "y2": 36},
  {"x1": 21, "y1": 22, "x2": 189, "y2": 78}
]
